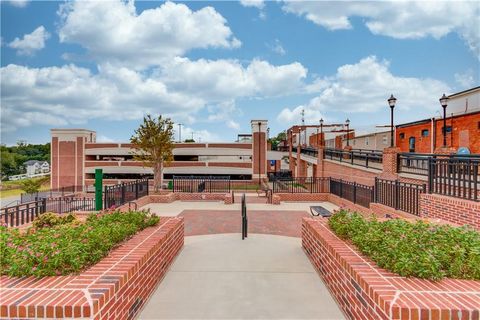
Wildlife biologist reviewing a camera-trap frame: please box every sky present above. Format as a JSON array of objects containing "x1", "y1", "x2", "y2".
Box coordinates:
[{"x1": 1, "y1": 0, "x2": 479, "y2": 145}]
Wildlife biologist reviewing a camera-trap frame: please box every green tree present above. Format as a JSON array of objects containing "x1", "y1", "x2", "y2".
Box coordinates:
[
  {"x1": 20, "y1": 178, "x2": 43, "y2": 194},
  {"x1": 130, "y1": 115, "x2": 174, "y2": 192}
]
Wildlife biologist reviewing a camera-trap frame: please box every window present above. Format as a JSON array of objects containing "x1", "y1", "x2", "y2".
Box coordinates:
[
  {"x1": 365, "y1": 137, "x2": 369, "y2": 146},
  {"x1": 399, "y1": 133, "x2": 405, "y2": 139},
  {"x1": 442, "y1": 126, "x2": 452, "y2": 134},
  {"x1": 421, "y1": 129, "x2": 429, "y2": 137},
  {"x1": 382, "y1": 135, "x2": 388, "y2": 145}
]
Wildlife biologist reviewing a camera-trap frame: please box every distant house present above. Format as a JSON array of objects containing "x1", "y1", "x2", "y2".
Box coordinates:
[{"x1": 24, "y1": 160, "x2": 50, "y2": 177}]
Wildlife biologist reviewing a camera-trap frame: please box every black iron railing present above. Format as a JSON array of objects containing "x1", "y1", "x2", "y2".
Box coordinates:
[
  {"x1": 1, "y1": 199, "x2": 46, "y2": 227},
  {"x1": 241, "y1": 193, "x2": 248, "y2": 240},
  {"x1": 330, "y1": 178, "x2": 374, "y2": 208},
  {"x1": 300, "y1": 147, "x2": 318, "y2": 157},
  {"x1": 104, "y1": 178, "x2": 149, "y2": 209},
  {"x1": 375, "y1": 178, "x2": 426, "y2": 215},
  {"x1": 272, "y1": 177, "x2": 330, "y2": 193},
  {"x1": 429, "y1": 158, "x2": 479, "y2": 201},
  {"x1": 268, "y1": 170, "x2": 292, "y2": 181},
  {"x1": 324, "y1": 148, "x2": 383, "y2": 170},
  {"x1": 172, "y1": 176, "x2": 231, "y2": 193},
  {"x1": 46, "y1": 197, "x2": 96, "y2": 214}
]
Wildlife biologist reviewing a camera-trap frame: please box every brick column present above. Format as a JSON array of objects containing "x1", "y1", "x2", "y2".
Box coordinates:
[
  {"x1": 343, "y1": 145, "x2": 352, "y2": 160},
  {"x1": 251, "y1": 120, "x2": 268, "y2": 182},
  {"x1": 379, "y1": 147, "x2": 400, "y2": 180},
  {"x1": 298, "y1": 158, "x2": 307, "y2": 177},
  {"x1": 316, "y1": 147, "x2": 324, "y2": 178}
]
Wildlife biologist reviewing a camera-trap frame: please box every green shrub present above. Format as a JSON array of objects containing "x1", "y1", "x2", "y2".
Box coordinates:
[
  {"x1": 32, "y1": 212, "x2": 78, "y2": 229},
  {"x1": 328, "y1": 210, "x2": 480, "y2": 281},
  {"x1": 0, "y1": 210, "x2": 160, "y2": 277}
]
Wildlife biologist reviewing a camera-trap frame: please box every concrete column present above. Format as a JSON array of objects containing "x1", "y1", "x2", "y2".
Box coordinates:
[{"x1": 251, "y1": 120, "x2": 268, "y2": 182}]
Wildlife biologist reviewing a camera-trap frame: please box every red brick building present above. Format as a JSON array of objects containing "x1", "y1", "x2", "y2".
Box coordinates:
[
  {"x1": 50, "y1": 120, "x2": 283, "y2": 189},
  {"x1": 395, "y1": 87, "x2": 480, "y2": 154}
]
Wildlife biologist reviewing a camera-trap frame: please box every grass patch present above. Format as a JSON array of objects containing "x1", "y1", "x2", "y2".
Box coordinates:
[
  {"x1": 328, "y1": 210, "x2": 480, "y2": 280},
  {"x1": 0, "y1": 210, "x2": 160, "y2": 277},
  {"x1": 231, "y1": 184, "x2": 260, "y2": 190},
  {"x1": 1, "y1": 176, "x2": 50, "y2": 198}
]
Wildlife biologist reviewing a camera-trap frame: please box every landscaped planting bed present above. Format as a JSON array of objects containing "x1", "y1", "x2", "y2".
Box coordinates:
[
  {"x1": 1, "y1": 210, "x2": 160, "y2": 277},
  {"x1": 329, "y1": 210, "x2": 480, "y2": 280}
]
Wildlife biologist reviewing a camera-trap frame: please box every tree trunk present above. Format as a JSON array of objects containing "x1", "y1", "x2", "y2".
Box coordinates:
[{"x1": 153, "y1": 162, "x2": 162, "y2": 193}]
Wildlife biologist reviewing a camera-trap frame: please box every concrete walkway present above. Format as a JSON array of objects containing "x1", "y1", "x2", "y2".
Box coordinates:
[{"x1": 138, "y1": 234, "x2": 345, "y2": 319}]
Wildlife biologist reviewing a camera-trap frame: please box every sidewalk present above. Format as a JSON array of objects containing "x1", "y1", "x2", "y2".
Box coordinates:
[{"x1": 138, "y1": 233, "x2": 345, "y2": 319}]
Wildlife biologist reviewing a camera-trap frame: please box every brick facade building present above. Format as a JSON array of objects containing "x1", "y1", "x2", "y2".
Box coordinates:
[{"x1": 51, "y1": 120, "x2": 286, "y2": 190}]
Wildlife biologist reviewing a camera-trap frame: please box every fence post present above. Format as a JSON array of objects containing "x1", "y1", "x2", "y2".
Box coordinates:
[
  {"x1": 395, "y1": 180, "x2": 399, "y2": 210},
  {"x1": 374, "y1": 177, "x2": 378, "y2": 203},
  {"x1": 428, "y1": 157, "x2": 433, "y2": 193},
  {"x1": 340, "y1": 179, "x2": 343, "y2": 198},
  {"x1": 353, "y1": 181, "x2": 357, "y2": 204},
  {"x1": 135, "y1": 182, "x2": 139, "y2": 200},
  {"x1": 121, "y1": 184, "x2": 125, "y2": 205}
]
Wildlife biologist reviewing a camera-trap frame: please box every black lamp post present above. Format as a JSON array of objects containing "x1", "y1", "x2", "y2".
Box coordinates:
[
  {"x1": 345, "y1": 119, "x2": 350, "y2": 147},
  {"x1": 320, "y1": 118, "x2": 324, "y2": 147},
  {"x1": 387, "y1": 94, "x2": 397, "y2": 147},
  {"x1": 439, "y1": 94, "x2": 449, "y2": 147}
]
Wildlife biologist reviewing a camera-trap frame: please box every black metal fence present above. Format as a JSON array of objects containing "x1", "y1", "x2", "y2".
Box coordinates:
[
  {"x1": 272, "y1": 177, "x2": 330, "y2": 193},
  {"x1": 375, "y1": 178, "x2": 426, "y2": 215},
  {"x1": 46, "y1": 197, "x2": 96, "y2": 214},
  {"x1": 330, "y1": 178, "x2": 374, "y2": 208},
  {"x1": 300, "y1": 147, "x2": 318, "y2": 157},
  {"x1": 172, "y1": 176, "x2": 231, "y2": 193},
  {"x1": 1, "y1": 199, "x2": 47, "y2": 227},
  {"x1": 429, "y1": 158, "x2": 479, "y2": 201},
  {"x1": 324, "y1": 148, "x2": 383, "y2": 170},
  {"x1": 398, "y1": 153, "x2": 431, "y2": 176},
  {"x1": 104, "y1": 178, "x2": 149, "y2": 209}
]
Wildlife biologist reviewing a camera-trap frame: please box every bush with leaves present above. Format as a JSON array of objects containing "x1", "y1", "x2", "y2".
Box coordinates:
[
  {"x1": 32, "y1": 212, "x2": 78, "y2": 229},
  {"x1": 328, "y1": 210, "x2": 480, "y2": 280},
  {"x1": 1, "y1": 210, "x2": 160, "y2": 277}
]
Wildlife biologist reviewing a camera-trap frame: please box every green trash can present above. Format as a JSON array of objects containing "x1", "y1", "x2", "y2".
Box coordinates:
[{"x1": 168, "y1": 181, "x2": 173, "y2": 190}]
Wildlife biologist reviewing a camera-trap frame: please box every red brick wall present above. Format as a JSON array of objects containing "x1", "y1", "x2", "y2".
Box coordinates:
[
  {"x1": 252, "y1": 131, "x2": 267, "y2": 177},
  {"x1": 85, "y1": 143, "x2": 118, "y2": 149},
  {"x1": 58, "y1": 141, "x2": 76, "y2": 187},
  {"x1": 396, "y1": 112, "x2": 480, "y2": 153},
  {"x1": 303, "y1": 218, "x2": 480, "y2": 320},
  {"x1": 276, "y1": 193, "x2": 329, "y2": 202},
  {"x1": 0, "y1": 217, "x2": 184, "y2": 319},
  {"x1": 420, "y1": 193, "x2": 480, "y2": 230},
  {"x1": 51, "y1": 137, "x2": 58, "y2": 189},
  {"x1": 322, "y1": 161, "x2": 377, "y2": 186}
]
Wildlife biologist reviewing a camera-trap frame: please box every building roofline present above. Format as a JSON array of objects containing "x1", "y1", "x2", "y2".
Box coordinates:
[{"x1": 448, "y1": 86, "x2": 480, "y2": 98}]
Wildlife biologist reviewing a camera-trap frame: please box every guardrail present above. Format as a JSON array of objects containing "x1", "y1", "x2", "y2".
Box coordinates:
[
  {"x1": 172, "y1": 176, "x2": 231, "y2": 193},
  {"x1": 324, "y1": 148, "x2": 383, "y2": 170},
  {"x1": 330, "y1": 178, "x2": 374, "y2": 208},
  {"x1": 1, "y1": 199, "x2": 46, "y2": 227},
  {"x1": 375, "y1": 178, "x2": 426, "y2": 215},
  {"x1": 300, "y1": 147, "x2": 318, "y2": 157},
  {"x1": 104, "y1": 178, "x2": 149, "y2": 209},
  {"x1": 429, "y1": 157, "x2": 479, "y2": 201},
  {"x1": 20, "y1": 185, "x2": 93, "y2": 203},
  {"x1": 45, "y1": 197, "x2": 96, "y2": 214},
  {"x1": 272, "y1": 177, "x2": 330, "y2": 193}
]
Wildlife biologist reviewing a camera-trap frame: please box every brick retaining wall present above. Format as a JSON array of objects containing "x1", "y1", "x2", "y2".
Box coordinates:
[
  {"x1": 302, "y1": 218, "x2": 480, "y2": 320},
  {"x1": 420, "y1": 193, "x2": 480, "y2": 230},
  {"x1": 0, "y1": 217, "x2": 184, "y2": 319}
]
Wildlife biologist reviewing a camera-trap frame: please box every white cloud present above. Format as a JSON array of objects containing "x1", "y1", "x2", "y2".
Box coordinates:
[
  {"x1": 277, "y1": 106, "x2": 325, "y2": 125},
  {"x1": 175, "y1": 126, "x2": 222, "y2": 142},
  {"x1": 267, "y1": 39, "x2": 286, "y2": 56},
  {"x1": 97, "y1": 135, "x2": 116, "y2": 143},
  {"x1": 277, "y1": 56, "x2": 450, "y2": 126},
  {"x1": 158, "y1": 57, "x2": 307, "y2": 100},
  {"x1": 7, "y1": 0, "x2": 28, "y2": 8},
  {"x1": 0, "y1": 63, "x2": 204, "y2": 132},
  {"x1": 58, "y1": 0, "x2": 241, "y2": 68},
  {"x1": 240, "y1": 0, "x2": 265, "y2": 9},
  {"x1": 454, "y1": 69, "x2": 476, "y2": 89},
  {"x1": 8, "y1": 26, "x2": 50, "y2": 56},
  {"x1": 0, "y1": 56, "x2": 308, "y2": 133},
  {"x1": 282, "y1": 1, "x2": 480, "y2": 59}
]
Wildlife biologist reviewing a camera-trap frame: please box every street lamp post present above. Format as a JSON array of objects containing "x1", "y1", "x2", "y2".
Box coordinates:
[
  {"x1": 387, "y1": 94, "x2": 397, "y2": 147},
  {"x1": 439, "y1": 94, "x2": 449, "y2": 147},
  {"x1": 345, "y1": 118, "x2": 350, "y2": 147},
  {"x1": 320, "y1": 118, "x2": 324, "y2": 147}
]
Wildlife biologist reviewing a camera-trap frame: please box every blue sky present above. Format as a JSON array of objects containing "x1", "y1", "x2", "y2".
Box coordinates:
[{"x1": 1, "y1": 0, "x2": 479, "y2": 145}]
